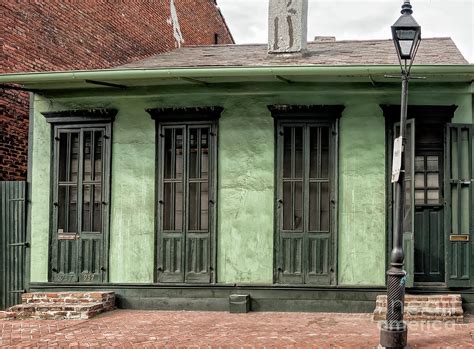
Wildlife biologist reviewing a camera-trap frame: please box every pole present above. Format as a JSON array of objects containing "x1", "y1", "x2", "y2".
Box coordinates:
[{"x1": 380, "y1": 71, "x2": 409, "y2": 348}]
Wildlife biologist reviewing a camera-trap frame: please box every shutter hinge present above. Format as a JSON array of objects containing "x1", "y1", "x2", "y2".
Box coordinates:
[
  {"x1": 103, "y1": 134, "x2": 110, "y2": 139},
  {"x1": 9, "y1": 289, "x2": 26, "y2": 294}
]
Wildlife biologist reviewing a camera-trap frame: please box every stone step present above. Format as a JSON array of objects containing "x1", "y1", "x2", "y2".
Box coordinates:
[
  {"x1": 0, "y1": 311, "x2": 15, "y2": 320},
  {"x1": 8, "y1": 302, "x2": 104, "y2": 320},
  {"x1": 3, "y1": 291, "x2": 115, "y2": 320},
  {"x1": 373, "y1": 294, "x2": 463, "y2": 322}
]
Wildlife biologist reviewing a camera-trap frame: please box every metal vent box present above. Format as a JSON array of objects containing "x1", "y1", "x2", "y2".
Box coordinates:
[{"x1": 229, "y1": 294, "x2": 250, "y2": 313}]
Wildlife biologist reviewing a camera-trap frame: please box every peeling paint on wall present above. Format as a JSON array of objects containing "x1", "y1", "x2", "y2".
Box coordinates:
[{"x1": 167, "y1": 0, "x2": 185, "y2": 48}]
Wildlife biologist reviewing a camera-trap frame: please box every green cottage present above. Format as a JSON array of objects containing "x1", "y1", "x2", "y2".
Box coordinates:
[{"x1": 1, "y1": 3, "x2": 474, "y2": 314}]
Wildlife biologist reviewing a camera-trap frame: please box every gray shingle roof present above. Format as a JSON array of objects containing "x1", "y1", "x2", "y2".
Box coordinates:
[{"x1": 119, "y1": 38, "x2": 467, "y2": 69}]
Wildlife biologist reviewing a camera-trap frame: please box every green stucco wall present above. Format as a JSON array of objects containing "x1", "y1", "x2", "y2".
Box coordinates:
[
  {"x1": 338, "y1": 100, "x2": 386, "y2": 286},
  {"x1": 28, "y1": 82, "x2": 473, "y2": 286},
  {"x1": 108, "y1": 102, "x2": 156, "y2": 283},
  {"x1": 218, "y1": 98, "x2": 274, "y2": 283},
  {"x1": 30, "y1": 96, "x2": 52, "y2": 282}
]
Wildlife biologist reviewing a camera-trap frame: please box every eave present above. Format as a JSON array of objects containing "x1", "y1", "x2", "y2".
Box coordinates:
[{"x1": 0, "y1": 65, "x2": 473, "y2": 91}]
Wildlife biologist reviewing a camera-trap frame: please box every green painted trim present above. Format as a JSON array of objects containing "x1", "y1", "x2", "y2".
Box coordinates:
[
  {"x1": 28, "y1": 282, "x2": 474, "y2": 313},
  {"x1": 0, "y1": 65, "x2": 473, "y2": 85},
  {"x1": 29, "y1": 283, "x2": 384, "y2": 312},
  {"x1": 25, "y1": 93, "x2": 34, "y2": 294}
]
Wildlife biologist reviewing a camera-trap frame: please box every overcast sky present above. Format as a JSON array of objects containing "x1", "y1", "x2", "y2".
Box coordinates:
[{"x1": 217, "y1": 0, "x2": 474, "y2": 63}]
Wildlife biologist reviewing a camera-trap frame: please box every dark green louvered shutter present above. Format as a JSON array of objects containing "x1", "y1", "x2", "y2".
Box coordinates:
[
  {"x1": 51, "y1": 126, "x2": 110, "y2": 283},
  {"x1": 446, "y1": 124, "x2": 472, "y2": 287},
  {"x1": 276, "y1": 121, "x2": 336, "y2": 285},
  {"x1": 157, "y1": 123, "x2": 216, "y2": 283}
]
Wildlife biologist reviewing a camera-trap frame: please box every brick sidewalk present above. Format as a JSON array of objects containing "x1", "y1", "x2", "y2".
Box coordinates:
[{"x1": 1, "y1": 310, "x2": 473, "y2": 348}]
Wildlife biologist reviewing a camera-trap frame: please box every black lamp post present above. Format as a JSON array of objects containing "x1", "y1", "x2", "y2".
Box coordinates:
[{"x1": 380, "y1": 1, "x2": 421, "y2": 348}]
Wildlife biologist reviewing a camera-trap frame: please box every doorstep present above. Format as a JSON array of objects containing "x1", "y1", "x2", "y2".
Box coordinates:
[
  {"x1": 2, "y1": 291, "x2": 115, "y2": 320},
  {"x1": 373, "y1": 294, "x2": 463, "y2": 322}
]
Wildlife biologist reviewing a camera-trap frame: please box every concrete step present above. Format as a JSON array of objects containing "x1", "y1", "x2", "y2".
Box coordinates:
[
  {"x1": 373, "y1": 294, "x2": 463, "y2": 322},
  {"x1": 3, "y1": 291, "x2": 115, "y2": 320}
]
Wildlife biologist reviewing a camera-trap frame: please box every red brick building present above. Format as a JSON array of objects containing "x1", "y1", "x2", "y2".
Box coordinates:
[{"x1": 0, "y1": 0, "x2": 234, "y2": 180}]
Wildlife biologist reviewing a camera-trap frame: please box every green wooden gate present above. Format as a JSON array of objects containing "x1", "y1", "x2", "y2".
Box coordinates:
[{"x1": 0, "y1": 181, "x2": 27, "y2": 309}]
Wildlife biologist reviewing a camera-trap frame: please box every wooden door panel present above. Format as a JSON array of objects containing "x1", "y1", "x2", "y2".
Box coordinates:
[
  {"x1": 414, "y1": 208, "x2": 444, "y2": 283},
  {"x1": 52, "y1": 239, "x2": 78, "y2": 282},
  {"x1": 448, "y1": 242, "x2": 470, "y2": 280},
  {"x1": 306, "y1": 235, "x2": 330, "y2": 285},
  {"x1": 159, "y1": 235, "x2": 184, "y2": 282},
  {"x1": 185, "y1": 236, "x2": 210, "y2": 283},
  {"x1": 279, "y1": 234, "x2": 304, "y2": 284},
  {"x1": 78, "y1": 235, "x2": 102, "y2": 282}
]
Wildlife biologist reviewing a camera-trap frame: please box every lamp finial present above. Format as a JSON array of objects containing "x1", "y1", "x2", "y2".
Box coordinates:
[{"x1": 401, "y1": 1, "x2": 413, "y2": 15}]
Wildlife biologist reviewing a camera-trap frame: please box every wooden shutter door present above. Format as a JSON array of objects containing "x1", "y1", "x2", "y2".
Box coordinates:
[
  {"x1": 276, "y1": 122, "x2": 334, "y2": 285},
  {"x1": 77, "y1": 128, "x2": 107, "y2": 283},
  {"x1": 446, "y1": 124, "x2": 472, "y2": 287},
  {"x1": 185, "y1": 126, "x2": 213, "y2": 283},
  {"x1": 157, "y1": 123, "x2": 215, "y2": 283},
  {"x1": 305, "y1": 125, "x2": 333, "y2": 285},
  {"x1": 52, "y1": 127, "x2": 109, "y2": 283},
  {"x1": 277, "y1": 124, "x2": 305, "y2": 284},
  {"x1": 52, "y1": 129, "x2": 80, "y2": 282},
  {"x1": 158, "y1": 126, "x2": 186, "y2": 283}
]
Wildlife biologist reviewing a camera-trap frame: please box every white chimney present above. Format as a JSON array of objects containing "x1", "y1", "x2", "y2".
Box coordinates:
[{"x1": 268, "y1": 0, "x2": 308, "y2": 54}]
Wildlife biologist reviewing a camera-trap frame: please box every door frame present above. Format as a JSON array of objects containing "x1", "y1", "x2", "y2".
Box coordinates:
[
  {"x1": 148, "y1": 106, "x2": 222, "y2": 284},
  {"x1": 154, "y1": 120, "x2": 218, "y2": 284},
  {"x1": 43, "y1": 109, "x2": 116, "y2": 284},
  {"x1": 381, "y1": 104, "x2": 457, "y2": 287},
  {"x1": 49, "y1": 123, "x2": 112, "y2": 283}
]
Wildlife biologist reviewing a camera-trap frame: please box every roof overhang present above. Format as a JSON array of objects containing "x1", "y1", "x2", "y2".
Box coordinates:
[{"x1": 0, "y1": 65, "x2": 473, "y2": 92}]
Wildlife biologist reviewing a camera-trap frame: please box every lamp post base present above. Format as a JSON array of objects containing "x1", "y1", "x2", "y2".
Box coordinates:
[{"x1": 380, "y1": 322, "x2": 408, "y2": 349}]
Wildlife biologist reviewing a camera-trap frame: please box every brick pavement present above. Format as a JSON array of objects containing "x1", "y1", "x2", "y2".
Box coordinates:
[{"x1": 1, "y1": 310, "x2": 473, "y2": 348}]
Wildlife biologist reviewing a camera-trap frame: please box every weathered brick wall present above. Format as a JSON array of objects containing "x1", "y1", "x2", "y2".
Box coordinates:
[{"x1": 0, "y1": 0, "x2": 233, "y2": 180}]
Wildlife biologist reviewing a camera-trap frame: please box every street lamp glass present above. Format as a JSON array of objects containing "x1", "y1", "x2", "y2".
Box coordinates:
[
  {"x1": 396, "y1": 30, "x2": 417, "y2": 58},
  {"x1": 391, "y1": 1, "x2": 421, "y2": 64}
]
